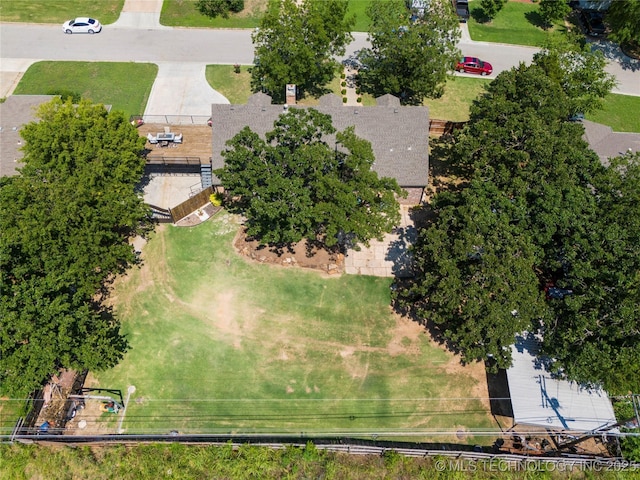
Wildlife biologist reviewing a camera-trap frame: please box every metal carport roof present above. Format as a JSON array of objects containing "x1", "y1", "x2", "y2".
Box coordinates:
[{"x1": 506, "y1": 332, "x2": 617, "y2": 433}]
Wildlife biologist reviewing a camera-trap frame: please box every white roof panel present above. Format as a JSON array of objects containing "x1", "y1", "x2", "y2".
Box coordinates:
[{"x1": 507, "y1": 333, "x2": 617, "y2": 433}]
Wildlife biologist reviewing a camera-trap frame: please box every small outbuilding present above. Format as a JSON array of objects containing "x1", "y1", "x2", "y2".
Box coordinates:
[{"x1": 506, "y1": 332, "x2": 617, "y2": 433}]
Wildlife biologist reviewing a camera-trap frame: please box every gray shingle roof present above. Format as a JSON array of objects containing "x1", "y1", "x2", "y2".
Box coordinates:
[
  {"x1": 582, "y1": 120, "x2": 640, "y2": 166},
  {"x1": 0, "y1": 95, "x2": 55, "y2": 177},
  {"x1": 210, "y1": 94, "x2": 430, "y2": 188}
]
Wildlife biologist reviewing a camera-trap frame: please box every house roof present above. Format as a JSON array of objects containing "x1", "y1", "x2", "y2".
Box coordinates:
[
  {"x1": 0, "y1": 95, "x2": 55, "y2": 177},
  {"x1": 210, "y1": 94, "x2": 430, "y2": 188},
  {"x1": 506, "y1": 332, "x2": 617, "y2": 433},
  {"x1": 582, "y1": 120, "x2": 640, "y2": 166}
]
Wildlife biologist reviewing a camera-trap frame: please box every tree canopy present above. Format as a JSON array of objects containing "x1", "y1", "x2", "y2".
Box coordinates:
[
  {"x1": 479, "y1": 0, "x2": 506, "y2": 20},
  {"x1": 214, "y1": 108, "x2": 404, "y2": 250},
  {"x1": 196, "y1": 0, "x2": 244, "y2": 19},
  {"x1": 0, "y1": 98, "x2": 152, "y2": 397},
  {"x1": 532, "y1": 35, "x2": 616, "y2": 115},
  {"x1": 538, "y1": 0, "x2": 570, "y2": 28},
  {"x1": 250, "y1": 0, "x2": 354, "y2": 103},
  {"x1": 394, "y1": 62, "x2": 640, "y2": 393},
  {"x1": 606, "y1": 0, "x2": 640, "y2": 48},
  {"x1": 357, "y1": 0, "x2": 460, "y2": 104}
]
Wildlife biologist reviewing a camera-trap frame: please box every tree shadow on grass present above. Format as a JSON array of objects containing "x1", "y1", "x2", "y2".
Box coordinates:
[
  {"x1": 470, "y1": 7, "x2": 491, "y2": 24},
  {"x1": 524, "y1": 10, "x2": 548, "y2": 30}
]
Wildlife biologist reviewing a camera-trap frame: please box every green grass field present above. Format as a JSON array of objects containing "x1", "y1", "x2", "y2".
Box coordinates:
[
  {"x1": 161, "y1": 0, "x2": 373, "y2": 31},
  {"x1": 587, "y1": 93, "x2": 640, "y2": 133},
  {"x1": 0, "y1": 0, "x2": 123, "y2": 24},
  {"x1": 90, "y1": 213, "x2": 494, "y2": 440},
  {"x1": 13, "y1": 62, "x2": 157, "y2": 118},
  {"x1": 468, "y1": 1, "x2": 565, "y2": 47},
  {"x1": 425, "y1": 77, "x2": 491, "y2": 122}
]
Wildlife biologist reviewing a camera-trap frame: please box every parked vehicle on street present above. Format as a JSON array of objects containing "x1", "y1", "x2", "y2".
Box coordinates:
[
  {"x1": 62, "y1": 17, "x2": 102, "y2": 34},
  {"x1": 580, "y1": 10, "x2": 606, "y2": 36},
  {"x1": 453, "y1": 0, "x2": 470, "y2": 22},
  {"x1": 455, "y1": 56, "x2": 493, "y2": 76}
]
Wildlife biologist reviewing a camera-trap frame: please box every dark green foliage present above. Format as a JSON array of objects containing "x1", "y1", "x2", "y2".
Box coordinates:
[
  {"x1": 606, "y1": 0, "x2": 640, "y2": 48},
  {"x1": 532, "y1": 36, "x2": 615, "y2": 115},
  {"x1": 395, "y1": 62, "x2": 640, "y2": 388},
  {"x1": 196, "y1": 0, "x2": 244, "y2": 19},
  {"x1": 539, "y1": 151, "x2": 640, "y2": 393},
  {"x1": 0, "y1": 98, "x2": 152, "y2": 397},
  {"x1": 46, "y1": 88, "x2": 81, "y2": 103},
  {"x1": 251, "y1": 0, "x2": 354, "y2": 103},
  {"x1": 538, "y1": 0, "x2": 570, "y2": 27},
  {"x1": 357, "y1": 0, "x2": 460, "y2": 104},
  {"x1": 479, "y1": 0, "x2": 506, "y2": 20},
  {"x1": 215, "y1": 108, "x2": 404, "y2": 250}
]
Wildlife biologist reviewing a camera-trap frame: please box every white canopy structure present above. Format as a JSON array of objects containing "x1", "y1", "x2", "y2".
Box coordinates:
[{"x1": 506, "y1": 332, "x2": 617, "y2": 433}]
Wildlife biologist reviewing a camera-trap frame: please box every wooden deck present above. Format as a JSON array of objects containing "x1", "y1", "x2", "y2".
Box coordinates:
[{"x1": 138, "y1": 123, "x2": 212, "y2": 163}]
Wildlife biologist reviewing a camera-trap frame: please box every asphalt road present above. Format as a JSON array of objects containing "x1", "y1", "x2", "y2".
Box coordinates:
[{"x1": 0, "y1": 22, "x2": 637, "y2": 110}]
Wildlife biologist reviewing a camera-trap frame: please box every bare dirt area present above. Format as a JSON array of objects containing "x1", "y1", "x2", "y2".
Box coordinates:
[{"x1": 233, "y1": 227, "x2": 345, "y2": 276}]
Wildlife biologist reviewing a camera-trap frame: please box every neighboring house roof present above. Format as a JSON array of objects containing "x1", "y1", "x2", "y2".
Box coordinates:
[
  {"x1": 210, "y1": 93, "x2": 430, "y2": 188},
  {"x1": 582, "y1": 120, "x2": 640, "y2": 166},
  {"x1": 506, "y1": 332, "x2": 617, "y2": 433},
  {"x1": 0, "y1": 95, "x2": 54, "y2": 177}
]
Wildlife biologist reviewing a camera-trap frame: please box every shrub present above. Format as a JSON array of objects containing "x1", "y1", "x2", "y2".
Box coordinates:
[
  {"x1": 342, "y1": 97, "x2": 347, "y2": 103},
  {"x1": 341, "y1": 89, "x2": 347, "y2": 95},
  {"x1": 341, "y1": 73, "x2": 346, "y2": 79},
  {"x1": 341, "y1": 81, "x2": 347, "y2": 87},
  {"x1": 210, "y1": 193, "x2": 224, "y2": 206},
  {"x1": 355, "y1": 88, "x2": 361, "y2": 94},
  {"x1": 233, "y1": 64, "x2": 241, "y2": 74},
  {"x1": 47, "y1": 89, "x2": 81, "y2": 103},
  {"x1": 356, "y1": 97, "x2": 362, "y2": 103}
]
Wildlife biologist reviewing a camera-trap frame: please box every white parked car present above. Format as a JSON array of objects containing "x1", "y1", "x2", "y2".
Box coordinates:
[{"x1": 62, "y1": 18, "x2": 102, "y2": 34}]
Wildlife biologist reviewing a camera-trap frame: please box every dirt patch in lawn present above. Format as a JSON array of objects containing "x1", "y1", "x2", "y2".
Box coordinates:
[{"x1": 233, "y1": 227, "x2": 345, "y2": 276}]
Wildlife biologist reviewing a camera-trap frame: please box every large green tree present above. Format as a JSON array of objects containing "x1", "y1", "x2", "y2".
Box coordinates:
[
  {"x1": 251, "y1": 0, "x2": 354, "y2": 103},
  {"x1": 215, "y1": 108, "x2": 404, "y2": 250},
  {"x1": 606, "y1": 0, "x2": 640, "y2": 49},
  {"x1": 0, "y1": 98, "x2": 152, "y2": 397},
  {"x1": 479, "y1": 0, "x2": 506, "y2": 21},
  {"x1": 394, "y1": 64, "x2": 602, "y2": 370},
  {"x1": 540, "y1": 151, "x2": 640, "y2": 393},
  {"x1": 196, "y1": 0, "x2": 244, "y2": 19},
  {"x1": 532, "y1": 36, "x2": 616, "y2": 116},
  {"x1": 538, "y1": 0, "x2": 570, "y2": 28},
  {"x1": 357, "y1": 0, "x2": 460, "y2": 104}
]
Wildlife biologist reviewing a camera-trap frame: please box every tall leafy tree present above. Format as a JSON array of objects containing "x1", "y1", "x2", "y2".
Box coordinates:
[
  {"x1": 358, "y1": 0, "x2": 460, "y2": 104},
  {"x1": 251, "y1": 0, "x2": 354, "y2": 103},
  {"x1": 540, "y1": 152, "x2": 640, "y2": 393},
  {"x1": 538, "y1": 0, "x2": 570, "y2": 28},
  {"x1": 196, "y1": 0, "x2": 244, "y2": 19},
  {"x1": 215, "y1": 108, "x2": 404, "y2": 250},
  {"x1": 532, "y1": 35, "x2": 616, "y2": 115},
  {"x1": 395, "y1": 64, "x2": 602, "y2": 370},
  {"x1": 479, "y1": 0, "x2": 506, "y2": 21},
  {"x1": 606, "y1": 0, "x2": 640, "y2": 49},
  {"x1": 0, "y1": 98, "x2": 152, "y2": 397}
]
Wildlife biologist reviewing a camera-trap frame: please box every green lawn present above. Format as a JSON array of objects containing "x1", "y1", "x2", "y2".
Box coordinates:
[
  {"x1": 13, "y1": 62, "x2": 157, "y2": 118},
  {"x1": 161, "y1": 0, "x2": 265, "y2": 29},
  {"x1": 0, "y1": 0, "x2": 123, "y2": 24},
  {"x1": 468, "y1": 0, "x2": 565, "y2": 47},
  {"x1": 425, "y1": 77, "x2": 491, "y2": 122},
  {"x1": 91, "y1": 214, "x2": 494, "y2": 440},
  {"x1": 206, "y1": 65, "x2": 253, "y2": 104},
  {"x1": 587, "y1": 93, "x2": 640, "y2": 133}
]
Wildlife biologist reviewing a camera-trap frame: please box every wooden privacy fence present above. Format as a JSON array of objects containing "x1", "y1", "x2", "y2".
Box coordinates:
[
  {"x1": 429, "y1": 119, "x2": 467, "y2": 136},
  {"x1": 169, "y1": 186, "x2": 215, "y2": 223}
]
